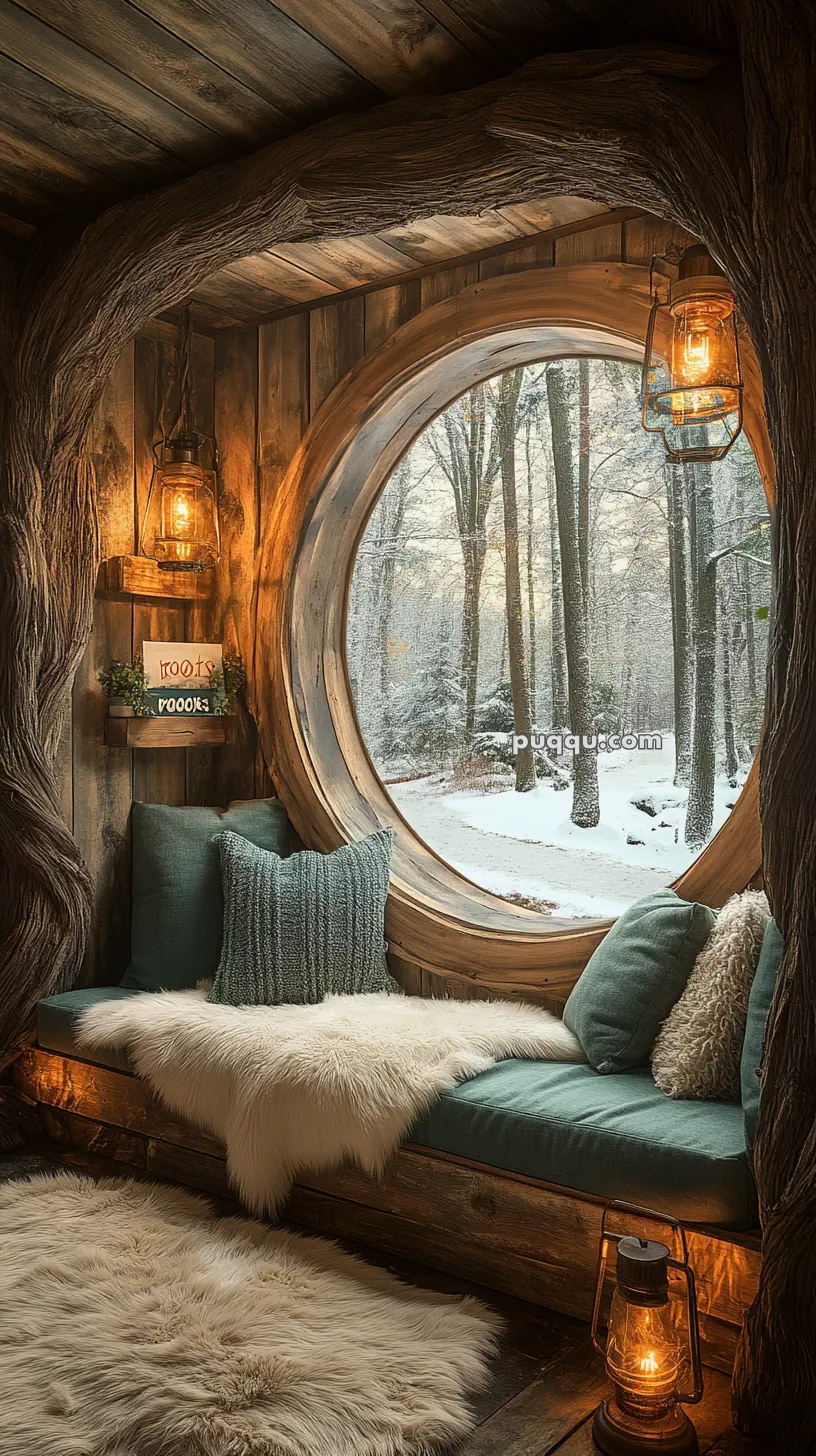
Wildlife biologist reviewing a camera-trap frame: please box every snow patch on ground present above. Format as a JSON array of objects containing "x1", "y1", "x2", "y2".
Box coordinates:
[{"x1": 388, "y1": 739, "x2": 750, "y2": 918}]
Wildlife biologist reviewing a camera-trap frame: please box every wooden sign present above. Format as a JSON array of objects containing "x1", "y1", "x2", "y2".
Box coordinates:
[{"x1": 142, "y1": 641, "x2": 222, "y2": 690}]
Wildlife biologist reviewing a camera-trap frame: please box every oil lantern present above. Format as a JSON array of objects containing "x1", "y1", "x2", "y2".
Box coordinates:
[
  {"x1": 641, "y1": 244, "x2": 743, "y2": 463},
  {"x1": 141, "y1": 434, "x2": 219, "y2": 571},
  {"x1": 140, "y1": 305, "x2": 220, "y2": 572},
  {"x1": 591, "y1": 1204, "x2": 703, "y2": 1455}
]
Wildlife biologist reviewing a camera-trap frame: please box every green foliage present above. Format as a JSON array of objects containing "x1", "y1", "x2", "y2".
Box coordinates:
[
  {"x1": 97, "y1": 657, "x2": 152, "y2": 715},
  {"x1": 405, "y1": 639, "x2": 464, "y2": 765},
  {"x1": 592, "y1": 682, "x2": 622, "y2": 734},
  {"x1": 475, "y1": 682, "x2": 515, "y2": 734},
  {"x1": 755, "y1": 606, "x2": 769, "y2": 621},
  {"x1": 209, "y1": 651, "x2": 246, "y2": 715}
]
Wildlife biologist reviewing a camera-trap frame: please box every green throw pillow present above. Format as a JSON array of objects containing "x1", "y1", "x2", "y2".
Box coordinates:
[
  {"x1": 122, "y1": 800, "x2": 290, "y2": 992},
  {"x1": 208, "y1": 828, "x2": 399, "y2": 1006},
  {"x1": 563, "y1": 889, "x2": 716, "y2": 1074},
  {"x1": 741, "y1": 917, "x2": 783, "y2": 1151}
]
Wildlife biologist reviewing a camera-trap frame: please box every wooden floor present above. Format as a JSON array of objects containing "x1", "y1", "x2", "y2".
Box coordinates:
[{"x1": 0, "y1": 1140, "x2": 769, "y2": 1456}]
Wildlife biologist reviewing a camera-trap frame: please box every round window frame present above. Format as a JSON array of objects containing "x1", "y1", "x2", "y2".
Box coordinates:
[{"x1": 256, "y1": 263, "x2": 774, "y2": 998}]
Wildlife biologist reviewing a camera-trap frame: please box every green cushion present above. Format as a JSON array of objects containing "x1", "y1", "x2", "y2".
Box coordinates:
[
  {"x1": 37, "y1": 988, "x2": 139, "y2": 1073},
  {"x1": 122, "y1": 800, "x2": 290, "y2": 992},
  {"x1": 411, "y1": 1059, "x2": 756, "y2": 1230},
  {"x1": 563, "y1": 889, "x2": 716, "y2": 1074},
  {"x1": 741, "y1": 917, "x2": 784, "y2": 1151},
  {"x1": 208, "y1": 829, "x2": 399, "y2": 1006}
]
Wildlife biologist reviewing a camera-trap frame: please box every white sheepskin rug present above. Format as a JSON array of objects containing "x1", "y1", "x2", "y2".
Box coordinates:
[
  {"x1": 651, "y1": 889, "x2": 769, "y2": 1100},
  {"x1": 79, "y1": 988, "x2": 583, "y2": 1214},
  {"x1": 0, "y1": 1171, "x2": 501, "y2": 1456}
]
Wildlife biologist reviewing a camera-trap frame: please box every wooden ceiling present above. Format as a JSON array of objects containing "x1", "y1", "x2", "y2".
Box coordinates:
[{"x1": 0, "y1": 0, "x2": 618, "y2": 325}]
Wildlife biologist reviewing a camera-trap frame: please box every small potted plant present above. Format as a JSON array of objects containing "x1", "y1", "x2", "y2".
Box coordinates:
[
  {"x1": 209, "y1": 651, "x2": 247, "y2": 715},
  {"x1": 98, "y1": 658, "x2": 152, "y2": 717}
]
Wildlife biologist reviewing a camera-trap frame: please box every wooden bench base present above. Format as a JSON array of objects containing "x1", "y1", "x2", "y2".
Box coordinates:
[{"x1": 14, "y1": 1046, "x2": 761, "y2": 1375}]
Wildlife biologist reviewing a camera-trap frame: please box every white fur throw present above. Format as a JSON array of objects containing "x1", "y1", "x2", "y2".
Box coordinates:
[
  {"x1": 79, "y1": 989, "x2": 583, "y2": 1214},
  {"x1": 651, "y1": 890, "x2": 769, "y2": 1100},
  {"x1": 1, "y1": 1171, "x2": 501, "y2": 1455}
]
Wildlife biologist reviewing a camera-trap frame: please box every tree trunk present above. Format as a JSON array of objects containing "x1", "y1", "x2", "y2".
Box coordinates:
[
  {"x1": 720, "y1": 582, "x2": 739, "y2": 782},
  {"x1": 525, "y1": 418, "x2": 538, "y2": 722},
  {"x1": 547, "y1": 463, "x2": 568, "y2": 730},
  {"x1": 497, "y1": 369, "x2": 536, "y2": 792},
  {"x1": 666, "y1": 463, "x2": 694, "y2": 786},
  {"x1": 577, "y1": 359, "x2": 591, "y2": 624},
  {"x1": 546, "y1": 362, "x2": 599, "y2": 827},
  {"x1": 685, "y1": 457, "x2": 717, "y2": 852},
  {"x1": 377, "y1": 466, "x2": 411, "y2": 750},
  {"x1": 0, "y1": 381, "x2": 95, "y2": 1084},
  {"x1": 460, "y1": 548, "x2": 485, "y2": 742}
]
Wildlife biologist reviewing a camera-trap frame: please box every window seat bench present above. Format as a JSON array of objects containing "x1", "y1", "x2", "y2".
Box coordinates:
[{"x1": 18, "y1": 985, "x2": 762, "y2": 1377}]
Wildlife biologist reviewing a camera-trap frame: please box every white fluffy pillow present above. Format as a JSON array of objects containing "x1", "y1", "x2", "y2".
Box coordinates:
[{"x1": 651, "y1": 890, "x2": 769, "y2": 1100}]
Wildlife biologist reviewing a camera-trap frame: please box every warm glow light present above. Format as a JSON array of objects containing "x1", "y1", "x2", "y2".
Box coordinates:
[
  {"x1": 168, "y1": 486, "x2": 195, "y2": 538},
  {"x1": 606, "y1": 1297, "x2": 683, "y2": 1401}
]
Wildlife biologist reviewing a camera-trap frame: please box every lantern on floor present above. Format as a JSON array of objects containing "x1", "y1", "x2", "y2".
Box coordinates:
[
  {"x1": 140, "y1": 307, "x2": 220, "y2": 572},
  {"x1": 641, "y1": 244, "x2": 743, "y2": 463},
  {"x1": 591, "y1": 1203, "x2": 703, "y2": 1455}
]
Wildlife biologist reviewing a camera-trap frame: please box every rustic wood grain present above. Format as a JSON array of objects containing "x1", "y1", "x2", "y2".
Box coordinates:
[
  {"x1": 188, "y1": 327, "x2": 259, "y2": 806},
  {"x1": 15, "y1": 0, "x2": 289, "y2": 146},
  {"x1": 457, "y1": 1342, "x2": 607, "y2": 1455},
  {"x1": 105, "y1": 717, "x2": 232, "y2": 748},
  {"x1": 127, "y1": 0, "x2": 382, "y2": 121},
  {"x1": 0, "y1": 0, "x2": 218, "y2": 165},
  {"x1": 363, "y1": 280, "x2": 423, "y2": 353},
  {"x1": 267, "y1": 0, "x2": 489, "y2": 96},
  {"x1": 14, "y1": 1048, "x2": 223, "y2": 1157},
  {"x1": 104, "y1": 556, "x2": 215, "y2": 600},
  {"x1": 309, "y1": 295, "x2": 367, "y2": 414},
  {"x1": 74, "y1": 344, "x2": 135, "y2": 986}
]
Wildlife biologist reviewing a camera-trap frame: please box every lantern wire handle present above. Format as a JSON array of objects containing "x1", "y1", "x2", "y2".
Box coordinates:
[{"x1": 590, "y1": 1199, "x2": 702, "y2": 1404}]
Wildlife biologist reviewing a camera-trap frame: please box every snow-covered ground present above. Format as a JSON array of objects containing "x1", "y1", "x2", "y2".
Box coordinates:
[{"x1": 388, "y1": 738, "x2": 748, "y2": 919}]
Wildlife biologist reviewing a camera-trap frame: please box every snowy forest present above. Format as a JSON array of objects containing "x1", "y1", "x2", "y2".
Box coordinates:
[{"x1": 347, "y1": 359, "x2": 770, "y2": 920}]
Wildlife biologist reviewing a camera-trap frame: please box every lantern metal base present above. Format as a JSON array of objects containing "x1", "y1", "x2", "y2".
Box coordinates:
[{"x1": 592, "y1": 1397, "x2": 699, "y2": 1456}]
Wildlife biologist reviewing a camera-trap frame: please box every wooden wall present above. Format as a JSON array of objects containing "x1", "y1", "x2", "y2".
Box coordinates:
[{"x1": 65, "y1": 209, "x2": 694, "y2": 987}]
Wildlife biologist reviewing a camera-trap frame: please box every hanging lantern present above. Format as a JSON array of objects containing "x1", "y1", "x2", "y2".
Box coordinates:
[
  {"x1": 591, "y1": 1203, "x2": 703, "y2": 1456},
  {"x1": 641, "y1": 244, "x2": 743, "y2": 464},
  {"x1": 140, "y1": 308, "x2": 220, "y2": 572}
]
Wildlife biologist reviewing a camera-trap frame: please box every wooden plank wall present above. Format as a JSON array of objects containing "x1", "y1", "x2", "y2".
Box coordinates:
[{"x1": 62, "y1": 210, "x2": 694, "y2": 988}]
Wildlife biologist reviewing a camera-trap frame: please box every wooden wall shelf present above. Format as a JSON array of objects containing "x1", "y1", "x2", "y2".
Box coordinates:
[
  {"x1": 101, "y1": 555, "x2": 215, "y2": 600},
  {"x1": 105, "y1": 716, "x2": 232, "y2": 748}
]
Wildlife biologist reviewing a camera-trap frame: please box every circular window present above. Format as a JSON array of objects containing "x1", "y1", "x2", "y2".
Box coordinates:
[
  {"x1": 257, "y1": 264, "x2": 773, "y2": 995},
  {"x1": 347, "y1": 358, "x2": 769, "y2": 925}
]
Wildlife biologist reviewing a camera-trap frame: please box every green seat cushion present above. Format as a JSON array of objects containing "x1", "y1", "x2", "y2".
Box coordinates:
[
  {"x1": 123, "y1": 799, "x2": 290, "y2": 992},
  {"x1": 208, "y1": 829, "x2": 399, "y2": 1006},
  {"x1": 564, "y1": 889, "x2": 716, "y2": 1073},
  {"x1": 37, "y1": 988, "x2": 139, "y2": 1073},
  {"x1": 741, "y1": 918, "x2": 784, "y2": 1151},
  {"x1": 411, "y1": 1059, "x2": 756, "y2": 1230}
]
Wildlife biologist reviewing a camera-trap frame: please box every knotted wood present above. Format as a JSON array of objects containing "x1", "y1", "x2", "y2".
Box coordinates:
[{"x1": 1, "y1": 6, "x2": 816, "y2": 1443}]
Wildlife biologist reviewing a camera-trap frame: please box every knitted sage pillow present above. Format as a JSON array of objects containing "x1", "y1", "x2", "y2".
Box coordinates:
[{"x1": 208, "y1": 828, "x2": 399, "y2": 1006}]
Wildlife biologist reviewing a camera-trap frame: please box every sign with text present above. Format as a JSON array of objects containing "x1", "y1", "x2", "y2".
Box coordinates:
[
  {"x1": 145, "y1": 688, "x2": 218, "y2": 717},
  {"x1": 142, "y1": 642, "x2": 222, "y2": 690}
]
